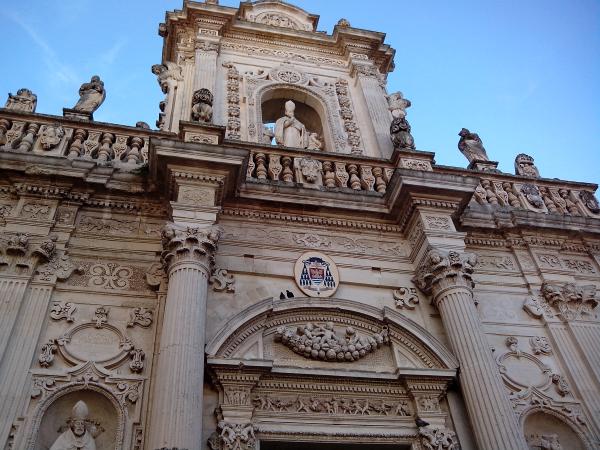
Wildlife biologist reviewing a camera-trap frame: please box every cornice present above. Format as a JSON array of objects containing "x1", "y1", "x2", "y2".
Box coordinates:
[{"x1": 220, "y1": 207, "x2": 402, "y2": 232}]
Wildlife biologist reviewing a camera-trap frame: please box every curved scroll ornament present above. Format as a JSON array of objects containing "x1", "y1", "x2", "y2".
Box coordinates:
[
  {"x1": 274, "y1": 322, "x2": 389, "y2": 362},
  {"x1": 393, "y1": 287, "x2": 419, "y2": 310},
  {"x1": 209, "y1": 268, "x2": 235, "y2": 292},
  {"x1": 496, "y1": 337, "x2": 570, "y2": 398}
]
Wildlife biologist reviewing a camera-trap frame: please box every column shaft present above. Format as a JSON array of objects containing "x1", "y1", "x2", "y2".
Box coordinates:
[
  {"x1": 414, "y1": 249, "x2": 529, "y2": 450},
  {"x1": 148, "y1": 263, "x2": 209, "y2": 450},
  {"x1": 436, "y1": 286, "x2": 528, "y2": 450}
]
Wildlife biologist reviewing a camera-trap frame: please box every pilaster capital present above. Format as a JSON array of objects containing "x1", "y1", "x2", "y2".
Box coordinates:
[
  {"x1": 418, "y1": 426, "x2": 460, "y2": 450},
  {"x1": 160, "y1": 223, "x2": 222, "y2": 274},
  {"x1": 540, "y1": 281, "x2": 598, "y2": 322},
  {"x1": 413, "y1": 248, "x2": 477, "y2": 301}
]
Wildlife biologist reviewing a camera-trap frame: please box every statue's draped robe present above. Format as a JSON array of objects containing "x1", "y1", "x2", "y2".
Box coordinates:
[
  {"x1": 274, "y1": 116, "x2": 308, "y2": 148},
  {"x1": 49, "y1": 429, "x2": 96, "y2": 450}
]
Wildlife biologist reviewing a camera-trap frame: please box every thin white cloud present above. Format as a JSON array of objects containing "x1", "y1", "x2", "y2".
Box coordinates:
[
  {"x1": 100, "y1": 39, "x2": 127, "y2": 66},
  {"x1": 3, "y1": 11, "x2": 79, "y2": 85}
]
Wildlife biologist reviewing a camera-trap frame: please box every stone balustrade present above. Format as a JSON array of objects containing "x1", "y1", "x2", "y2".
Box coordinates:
[
  {"x1": 0, "y1": 111, "x2": 155, "y2": 168},
  {"x1": 245, "y1": 148, "x2": 396, "y2": 194},
  {"x1": 469, "y1": 175, "x2": 600, "y2": 219}
]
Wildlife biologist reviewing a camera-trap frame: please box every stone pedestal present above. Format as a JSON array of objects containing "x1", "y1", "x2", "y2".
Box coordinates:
[
  {"x1": 147, "y1": 224, "x2": 221, "y2": 450},
  {"x1": 414, "y1": 249, "x2": 529, "y2": 450},
  {"x1": 467, "y1": 159, "x2": 500, "y2": 173},
  {"x1": 62, "y1": 108, "x2": 93, "y2": 121}
]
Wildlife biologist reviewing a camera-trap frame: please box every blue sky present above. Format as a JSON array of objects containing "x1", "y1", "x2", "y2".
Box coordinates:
[{"x1": 1, "y1": 0, "x2": 599, "y2": 186}]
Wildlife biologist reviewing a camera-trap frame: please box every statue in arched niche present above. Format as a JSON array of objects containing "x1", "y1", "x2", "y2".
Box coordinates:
[
  {"x1": 50, "y1": 400, "x2": 98, "y2": 450},
  {"x1": 274, "y1": 100, "x2": 308, "y2": 148}
]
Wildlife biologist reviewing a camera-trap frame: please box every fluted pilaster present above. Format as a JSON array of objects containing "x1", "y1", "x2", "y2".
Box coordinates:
[
  {"x1": 414, "y1": 249, "x2": 528, "y2": 450},
  {"x1": 0, "y1": 284, "x2": 53, "y2": 446},
  {"x1": 148, "y1": 224, "x2": 221, "y2": 450},
  {"x1": 353, "y1": 66, "x2": 394, "y2": 158},
  {"x1": 0, "y1": 277, "x2": 29, "y2": 361}
]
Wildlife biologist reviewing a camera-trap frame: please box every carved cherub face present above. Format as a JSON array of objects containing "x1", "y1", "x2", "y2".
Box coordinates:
[{"x1": 71, "y1": 419, "x2": 86, "y2": 437}]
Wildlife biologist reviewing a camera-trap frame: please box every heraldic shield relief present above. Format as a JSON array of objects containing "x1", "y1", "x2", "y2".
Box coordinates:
[{"x1": 294, "y1": 252, "x2": 340, "y2": 297}]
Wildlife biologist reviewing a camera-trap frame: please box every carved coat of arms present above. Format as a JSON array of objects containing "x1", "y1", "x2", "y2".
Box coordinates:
[{"x1": 294, "y1": 252, "x2": 339, "y2": 297}]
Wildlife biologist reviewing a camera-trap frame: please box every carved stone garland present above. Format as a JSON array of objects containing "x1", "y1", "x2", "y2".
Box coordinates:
[{"x1": 274, "y1": 322, "x2": 389, "y2": 362}]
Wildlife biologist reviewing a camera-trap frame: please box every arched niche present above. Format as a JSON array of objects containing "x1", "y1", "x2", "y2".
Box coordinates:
[
  {"x1": 30, "y1": 386, "x2": 124, "y2": 450},
  {"x1": 255, "y1": 84, "x2": 339, "y2": 153},
  {"x1": 522, "y1": 410, "x2": 590, "y2": 450}
]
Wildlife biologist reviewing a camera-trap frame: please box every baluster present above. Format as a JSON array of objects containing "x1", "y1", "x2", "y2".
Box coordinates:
[
  {"x1": 17, "y1": 123, "x2": 39, "y2": 152},
  {"x1": 268, "y1": 154, "x2": 282, "y2": 181},
  {"x1": 334, "y1": 162, "x2": 349, "y2": 188},
  {"x1": 67, "y1": 129, "x2": 87, "y2": 158},
  {"x1": 128, "y1": 136, "x2": 143, "y2": 164},
  {"x1": 247, "y1": 152, "x2": 256, "y2": 178},
  {"x1": 255, "y1": 153, "x2": 267, "y2": 180},
  {"x1": 281, "y1": 156, "x2": 294, "y2": 182},
  {"x1": 347, "y1": 164, "x2": 361, "y2": 190},
  {"x1": 82, "y1": 131, "x2": 101, "y2": 159},
  {"x1": 359, "y1": 165, "x2": 375, "y2": 191},
  {"x1": 97, "y1": 132, "x2": 114, "y2": 162},
  {"x1": 323, "y1": 161, "x2": 335, "y2": 188},
  {"x1": 373, "y1": 167, "x2": 386, "y2": 193},
  {"x1": 0, "y1": 118, "x2": 11, "y2": 145},
  {"x1": 112, "y1": 134, "x2": 129, "y2": 162}
]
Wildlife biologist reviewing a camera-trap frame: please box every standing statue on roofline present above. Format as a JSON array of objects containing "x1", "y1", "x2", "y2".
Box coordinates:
[{"x1": 458, "y1": 128, "x2": 489, "y2": 163}]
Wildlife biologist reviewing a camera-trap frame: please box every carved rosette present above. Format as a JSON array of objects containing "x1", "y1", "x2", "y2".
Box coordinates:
[
  {"x1": 160, "y1": 224, "x2": 222, "y2": 274},
  {"x1": 413, "y1": 249, "x2": 477, "y2": 303}
]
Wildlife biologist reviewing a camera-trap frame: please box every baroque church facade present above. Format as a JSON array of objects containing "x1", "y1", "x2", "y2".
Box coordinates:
[{"x1": 1, "y1": 1, "x2": 599, "y2": 449}]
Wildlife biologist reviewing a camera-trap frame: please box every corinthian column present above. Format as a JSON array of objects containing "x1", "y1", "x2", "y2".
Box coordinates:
[
  {"x1": 147, "y1": 223, "x2": 221, "y2": 450},
  {"x1": 414, "y1": 249, "x2": 529, "y2": 450}
]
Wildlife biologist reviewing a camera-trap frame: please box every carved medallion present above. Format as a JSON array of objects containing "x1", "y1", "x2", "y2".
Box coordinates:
[{"x1": 293, "y1": 251, "x2": 339, "y2": 297}]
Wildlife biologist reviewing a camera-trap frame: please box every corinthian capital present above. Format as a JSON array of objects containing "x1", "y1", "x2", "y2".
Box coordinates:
[
  {"x1": 160, "y1": 223, "x2": 222, "y2": 273},
  {"x1": 413, "y1": 248, "x2": 477, "y2": 300}
]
